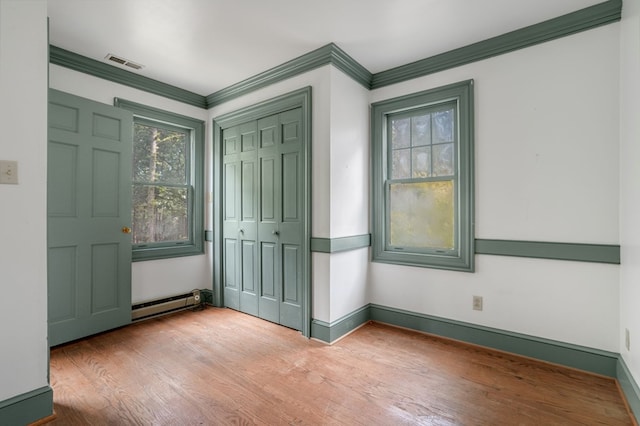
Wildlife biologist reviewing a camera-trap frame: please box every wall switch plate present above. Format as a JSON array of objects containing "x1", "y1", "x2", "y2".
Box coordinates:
[{"x1": 0, "y1": 160, "x2": 18, "y2": 184}]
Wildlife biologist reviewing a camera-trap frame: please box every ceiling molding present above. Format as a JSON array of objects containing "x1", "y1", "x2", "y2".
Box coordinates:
[
  {"x1": 49, "y1": 0, "x2": 620, "y2": 109},
  {"x1": 371, "y1": 0, "x2": 621, "y2": 89},
  {"x1": 49, "y1": 46, "x2": 207, "y2": 109},
  {"x1": 206, "y1": 43, "x2": 371, "y2": 108}
]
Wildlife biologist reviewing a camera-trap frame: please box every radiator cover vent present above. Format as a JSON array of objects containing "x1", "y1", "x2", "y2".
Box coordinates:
[{"x1": 132, "y1": 290, "x2": 201, "y2": 321}]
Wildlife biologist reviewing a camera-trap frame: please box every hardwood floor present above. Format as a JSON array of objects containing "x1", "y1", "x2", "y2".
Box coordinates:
[{"x1": 48, "y1": 307, "x2": 634, "y2": 425}]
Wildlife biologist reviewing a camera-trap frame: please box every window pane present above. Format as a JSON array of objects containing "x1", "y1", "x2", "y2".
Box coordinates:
[
  {"x1": 411, "y1": 146, "x2": 431, "y2": 178},
  {"x1": 433, "y1": 143, "x2": 454, "y2": 176},
  {"x1": 433, "y1": 109, "x2": 454, "y2": 143},
  {"x1": 132, "y1": 184, "x2": 189, "y2": 244},
  {"x1": 411, "y1": 114, "x2": 431, "y2": 146},
  {"x1": 134, "y1": 123, "x2": 187, "y2": 185},
  {"x1": 392, "y1": 148, "x2": 411, "y2": 179},
  {"x1": 391, "y1": 117, "x2": 410, "y2": 149},
  {"x1": 389, "y1": 180, "x2": 454, "y2": 250}
]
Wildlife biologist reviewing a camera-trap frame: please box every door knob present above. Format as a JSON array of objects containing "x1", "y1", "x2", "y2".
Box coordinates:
[
  {"x1": 239, "y1": 228, "x2": 244, "y2": 234},
  {"x1": 272, "y1": 230, "x2": 279, "y2": 236},
  {"x1": 122, "y1": 226, "x2": 132, "y2": 234}
]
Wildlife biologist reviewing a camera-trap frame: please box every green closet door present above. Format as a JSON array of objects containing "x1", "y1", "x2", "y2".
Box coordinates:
[
  {"x1": 223, "y1": 108, "x2": 304, "y2": 331},
  {"x1": 222, "y1": 121, "x2": 259, "y2": 316},
  {"x1": 48, "y1": 89, "x2": 133, "y2": 346}
]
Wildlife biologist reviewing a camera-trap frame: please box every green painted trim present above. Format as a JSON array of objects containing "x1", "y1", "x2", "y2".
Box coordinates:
[
  {"x1": 0, "y1": 386, "x2": 53, "y2": 425},
  {"x1": 115, "y1": 98, "x2": 206, "y2": 262},
  {"x1": 311, "y1": 305, "x2": 371, "y2": 343},
  {"x1": 370, "y1": 0, "x2": 622, "y2": 89},
  {"x1": 200, "y1": 288, "x2": 214, "y2": 305},
  {"x1": 369, "y1": 304, "x2": 618, "y2": 377},
  {"x1": 212, "y1": 87, "x2": 312, "y2": 337},
  {"x1": 310, "y1": 303, "x2": 620, "y2": 378},
  {"x1": 371, "y1": 80, "x2": 475, "y2": 272},
  {"x1": 310, "y1": 234, "x2": 371, "y2": 253},
  {"x1": 308, "y1": 234, "x2": 619, "y2": 264},
  {"x1": 50, "y1": 45, "x2": 207, "y2": 109},
  {"x1": 618, "y1": 357, "x2": 640, "y2": 422},
  {"x1": 310, "y1": 319, "x2": 331, "y2": 343},
  {"x1": 206, "y1": 43, "x2": 371, "y2": 107},
  {"x1": 475, "y1": 239, "x2": 620, "y2": 264}
]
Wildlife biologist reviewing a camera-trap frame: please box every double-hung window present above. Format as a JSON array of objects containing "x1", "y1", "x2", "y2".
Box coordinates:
[
  {"x1": 371, "y1": 80, "x2": 474, "y2": 271},
  {"x1": 115, "y1": 99, "x2": 205, "y2": 261}
]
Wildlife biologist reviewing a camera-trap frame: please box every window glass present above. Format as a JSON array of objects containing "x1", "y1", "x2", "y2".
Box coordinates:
[{"x1": 132, "y1": 122, "x2": 189, "y2": 245}]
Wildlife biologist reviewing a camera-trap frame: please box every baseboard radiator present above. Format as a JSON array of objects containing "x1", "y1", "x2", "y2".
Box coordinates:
[{"x1": 132, "y1": 290, "x2": 202, "y2": 321}]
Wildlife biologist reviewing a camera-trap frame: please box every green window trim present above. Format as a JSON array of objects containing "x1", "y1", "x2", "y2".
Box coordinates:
[
  {"x1": 371, "y1": 80, "x2": 475, "y2": 272},
  {"x1": 115, "y1": 98, "x2": 205, "y2": 261}
]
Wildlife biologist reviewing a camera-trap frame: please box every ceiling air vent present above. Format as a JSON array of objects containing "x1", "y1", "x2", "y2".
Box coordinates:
[{"x1": 105, "y1": 53, "x2": 144, "y2": 71}]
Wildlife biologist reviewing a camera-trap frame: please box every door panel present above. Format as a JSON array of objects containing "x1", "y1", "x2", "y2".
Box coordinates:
[
  {"x1": 238, "y1": 122, "x2": 258, "y2": 315},
  {"x1": 48, "y1": 89, "x2": 133, "y2": 346},
  {"x1": 48, "y1": 246, "x2": 77, "y2": 322},
  {"x1": 277, "y1": 108, "x2": 304, "y2": 330},
  {"x1": 222, "y1": 107, "x2": 304, "y2": 331},
  {"x1": 92, "y1": 149, "x2": 121, "y2": 216},
  {"x1": 223, "y1": 126, "x2": 240, "y2": 309},
  {"x1": 257, "y1": 114, "x2": 281, "y2": 324}
]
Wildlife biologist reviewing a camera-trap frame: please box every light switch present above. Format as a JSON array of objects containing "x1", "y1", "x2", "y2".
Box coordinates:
[{"x1": 0, "y1": 160, "x2": 18, "y2": 184}]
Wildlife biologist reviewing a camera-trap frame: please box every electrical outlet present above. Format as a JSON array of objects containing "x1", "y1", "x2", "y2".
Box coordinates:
[
  {"x1": 473, "y1": 295, "x2": 483, "y2": 311},
  {"x1": 0, "y1": 160, "x2": 18, "y2": 184},
  {"x1": 626, "y1": 328, "x2": 630, "y2": 351}
]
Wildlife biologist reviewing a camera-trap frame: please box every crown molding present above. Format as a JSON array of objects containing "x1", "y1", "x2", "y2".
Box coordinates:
[
  {"x1": 370, "y1": 0, "x2": 622, "y2": 89},
  {"x1": 49, "y1": 46, "x2": 207, "y2": 109},
  {"x1": 206, "y1": 43, "x2": 371, "y2": 108}
]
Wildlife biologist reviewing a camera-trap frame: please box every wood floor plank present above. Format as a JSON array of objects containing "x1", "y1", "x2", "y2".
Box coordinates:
[{"x1": 48, "y1": 307, "x2": 634, "y2": 425}]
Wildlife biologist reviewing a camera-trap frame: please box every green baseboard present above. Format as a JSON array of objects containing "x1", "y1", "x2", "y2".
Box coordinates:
[
  {"x1": 311, "y1": 304, "x2": 370, "y2": 343},
  {"x1": 0, "y1": 386, "x2": 53, "y2": 425},
  {"x1": 618, "y1": 357, "x2": 640, "y2": 421},
  {"x1": 311, "y1": 303, "x2": 639, "y2": 422}
]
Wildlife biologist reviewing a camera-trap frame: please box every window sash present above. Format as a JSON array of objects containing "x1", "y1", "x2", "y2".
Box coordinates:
[
  {"x1": 384, "y1": 176, "x2": 459, "y2": 256},
  {"x1": 132, "y1": 119, "x2": 194, "y2": 248},
  {"x1": 384, "y1": 102, "x2": 460, "y2": 255}
]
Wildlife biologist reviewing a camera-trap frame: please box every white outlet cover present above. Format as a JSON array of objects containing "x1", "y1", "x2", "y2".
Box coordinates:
[{"x1": 0, "y1": 160, "x2": 18, "y2": 184}]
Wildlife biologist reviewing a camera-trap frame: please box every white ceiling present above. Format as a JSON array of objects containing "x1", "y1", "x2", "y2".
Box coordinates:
[{"x1": 47, "y1": 0, "x2": 604, "y2": 96}]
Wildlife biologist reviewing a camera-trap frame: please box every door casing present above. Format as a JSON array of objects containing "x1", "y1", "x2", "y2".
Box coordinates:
[{"x1": 212, "y1": 87, "x2": 312, "y2": 337}]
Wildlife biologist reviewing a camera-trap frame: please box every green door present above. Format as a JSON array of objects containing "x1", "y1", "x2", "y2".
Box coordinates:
[
  {"x1": 222, "y1": 121, "x2": 259, "y2": 316},
  {"x1": 223, "y1": 108, "x2": 304, "y2": 330},
  {"x1": 48, "y1": 89, "x2": 133, "y2": 346}
]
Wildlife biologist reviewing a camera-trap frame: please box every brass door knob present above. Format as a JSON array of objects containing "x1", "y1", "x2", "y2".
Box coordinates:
[{"x1": 122, "y1": 226, "x2": 132, "y2": 234}]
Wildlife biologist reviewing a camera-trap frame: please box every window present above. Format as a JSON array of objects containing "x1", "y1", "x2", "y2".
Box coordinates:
[
  {"x1": 371, "y1": 80, "x2": 474, "y2": 271},
  {"x1": 115, "y1": 99, "x2": 205, "y2": 261}
]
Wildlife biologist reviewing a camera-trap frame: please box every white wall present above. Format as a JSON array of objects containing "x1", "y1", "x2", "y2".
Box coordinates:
[
  {"x1": 369, "y1": 24, "x2": 621, "y2": 351},
  {"x1": 327, "y1": 68, "x2": 370, "y2": 321},
  {"x1": 620, "y1": 0, "x2": 640, "y2": 384},
  {"x1": 49, "y1": 65, "x2": 211, "y2": 303},
  {"x1": 0, "y1": 0, "x2": 49, "y2": 401}
]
